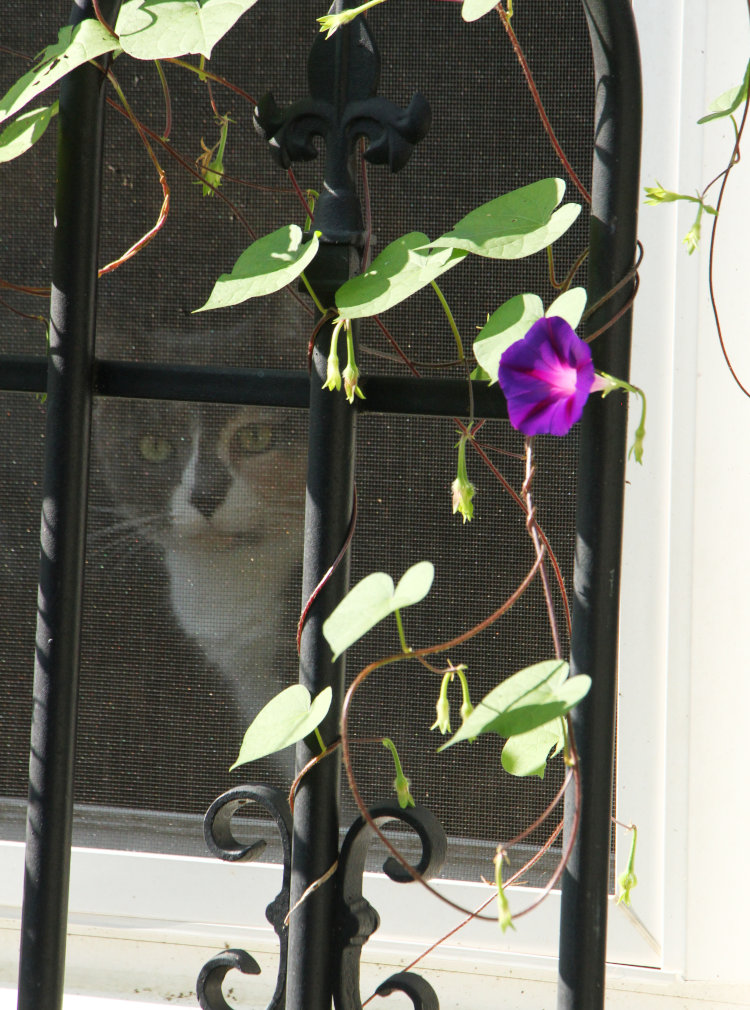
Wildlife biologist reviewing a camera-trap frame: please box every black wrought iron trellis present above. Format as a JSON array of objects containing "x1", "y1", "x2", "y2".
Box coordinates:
[{"x1": 5, "y1": 1, "x2": 641, "y2": 1009}]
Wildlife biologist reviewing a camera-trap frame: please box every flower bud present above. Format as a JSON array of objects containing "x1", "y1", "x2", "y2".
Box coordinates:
[{"x1": 431, "y1": 693, "x2": 452, "y2": 735}]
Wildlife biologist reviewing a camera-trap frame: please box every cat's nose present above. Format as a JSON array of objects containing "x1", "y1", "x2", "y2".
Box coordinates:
[{"x1": 190, "y1": 470, "x2": 231, "y2": 519}]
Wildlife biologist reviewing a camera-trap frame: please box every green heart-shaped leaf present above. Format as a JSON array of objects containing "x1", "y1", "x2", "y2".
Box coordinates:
[
  {"x1": 0, "y1": 102, "x2": 58, "y2": 163},
  {"x1": 335, "y1": 233, "x2": 465, "y2": 319},
  {"x1": 546, "y1": 287, "x2": 587, "y2": 328},
  {"x1": 501, "y1": 720, "x2": 565, "y2": 779},
  {"x1": 0, "y1": 21, "x2": 118, "y2": 126},
  {"x1": 195, "y1": 225, "x2": 320, "y2": 312},
  {"x1": 429, "y1": 179, "x2": 581, "y2": 260},
  {"x1": 473, "y1": 293, "x2": 543, "y2": 384},
  {"x1": 323, "y1": 561, "x2": 435, "y2": 660},
  {"x1": 461, "y1": 0, "x2": 501, "y2": 22},
  {"x1": 230, "y1": 685, "x2": 332, "y2": 769},
  {"x1": 697, "y1": 58, "x2": 750, "y2": 124},
  {"x1": 439, "y1": 660, "x2": 590, "y2": 750},
  {"x1": 116, "y1": 0, "x2": 261, "y2": 59}
]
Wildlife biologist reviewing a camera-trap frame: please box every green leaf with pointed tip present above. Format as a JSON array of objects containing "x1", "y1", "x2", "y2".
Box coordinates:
[
  {"x1": 470, "y1": 363, "x2": 491, "y2": 381},
  {"x1": 195, "y1": 225, "x2": 320, "y2": 312},
  {"x1": 439, "y1": 660, "x2": 590, "y2": 750},
  {"x1": 0, "y1": 102, "x2": 58, "y2": 163},
  {"x1": 462, "y1": 0, "x2": 501, "y2": 22},
  {"x1": 473, "y1": 293, "x2": 543, "y2": 384},
  {"x1": 546, "y1": 287, "x2": 587, "y2": 329},
  {"x1": 0, "y1": 21, "x2": 118, "y2": 127},
  {"x1": 697, "y1": 58, "x2": 750, "y2": 124},
  {"x1": 230, "y1": 685, "x2": 332, "y2": 769},
  {"x1": 428, "y1": 180, "x2": 581, "y2": 260},
  {"x1": 116, "y1": 0, "x2": 261, "y2": 59},
  {"x1": 323, "y1": 561, "x2": 435, "y2": 661},
  {"x1": 335, "y1": 233, "x2": 466, "y2": 319},
  {"x1": 501, "y1": 719, "x2": 564, "y2": 779}
]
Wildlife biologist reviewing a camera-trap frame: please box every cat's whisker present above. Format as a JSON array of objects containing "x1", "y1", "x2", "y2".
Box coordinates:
[{"x1": 87, "y1": 513, "x2": 167, "y2": 545}]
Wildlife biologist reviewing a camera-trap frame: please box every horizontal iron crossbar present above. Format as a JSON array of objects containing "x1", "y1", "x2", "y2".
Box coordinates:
[{"x1": 0, "y1": 355, "x2": 508, "y2": 419}]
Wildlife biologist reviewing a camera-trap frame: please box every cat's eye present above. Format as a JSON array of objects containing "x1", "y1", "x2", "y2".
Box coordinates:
[
  {"x1": 139, "y1": 433, "x2": 173, "y2": 463},
  {"x1": 230, "y1": 423, "x2": 273, "y2": 457}
]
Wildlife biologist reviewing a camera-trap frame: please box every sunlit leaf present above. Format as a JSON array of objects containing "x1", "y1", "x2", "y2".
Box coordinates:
[
  {"x1": 322, "y1": 561, "x2": 435, "y2": 661},
  {"x1": 546, "y1": 287, "x2": 586, "y2": 328},
  {"x1": 0, "y1": 102, "x2": 58, "y2": 163},
  {"x1": 116, "y1": 0, "x2": 261, "y2": 59},
  {"x1": 335, "y1": 233, "x2": 465, "y2": 319},
  {"x1": 501, "y1": 719, "x2": 564, "y2": 779},
  {"x1": 428, "y1": 179, "x2": 581, "y2": 260},
  {"x1": 0, "y1": 21, "x2": 118, "y2": 126},
  {"x1": 697, "y1": 58, "x2": 750, "y2": 124},
  {"x1": 439, "y1": 660, "x2": 590, "y2": 750},
  {"x1": 461, "y1": 0, "x2": 500, "y2": 22},
  {"x1": 473, "y1": 293, "x2": 543, "y2": 383},
  {"x1": 195, "y1": 225, "x2": 320, "y2": 311},
  {"x1": 230, "y1": 685, "x2": 332, "y2": 769}
]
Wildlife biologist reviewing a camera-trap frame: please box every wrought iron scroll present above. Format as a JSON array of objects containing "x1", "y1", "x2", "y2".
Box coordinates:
[
  {"x1": 333, "y1": 800, "x2": 446, "y2": 1010},
  {"x1": 197, "y1": 786, "x2": 293, "y2": 1010}
]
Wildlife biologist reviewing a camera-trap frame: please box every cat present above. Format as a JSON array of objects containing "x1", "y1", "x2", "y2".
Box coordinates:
[{"x1": 91, "y1": 394, "x2": 307, "y2": 763}]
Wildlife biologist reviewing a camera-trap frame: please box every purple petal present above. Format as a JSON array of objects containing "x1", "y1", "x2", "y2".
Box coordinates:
[{"x1": 498, "y1": 316, "x2": 595, "y2": 436}]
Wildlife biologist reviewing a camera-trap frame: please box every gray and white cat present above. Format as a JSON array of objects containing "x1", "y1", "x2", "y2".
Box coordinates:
[{"x1": 92, "y1": 396, "x2": 307, "y2": 733}]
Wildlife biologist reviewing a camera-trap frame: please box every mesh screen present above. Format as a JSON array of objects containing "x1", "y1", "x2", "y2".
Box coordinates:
[{"x1": 1, "y1": 1, "x2": 594, "y2": 885}]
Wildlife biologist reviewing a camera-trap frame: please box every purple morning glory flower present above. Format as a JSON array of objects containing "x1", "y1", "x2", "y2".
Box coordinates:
[{"x1": 498, "y1": 316, "x2": 597, "y2": 436}]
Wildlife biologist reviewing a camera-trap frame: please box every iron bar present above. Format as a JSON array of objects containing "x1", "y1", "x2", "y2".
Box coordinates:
[
  {"x1": 0, "y1": 356, "x2": 507, "y2": 418},
  {"x1": 16, "y1": 2, "x2": 122, "y2": 1009},
  {"x1": 557, "y1": 2, "x2": 642, "y2": 1008}
]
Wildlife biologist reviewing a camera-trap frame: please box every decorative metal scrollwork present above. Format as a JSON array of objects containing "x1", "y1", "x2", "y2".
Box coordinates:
[
  {"x1": 376, "y1": 971, "x2": 440, "y2": 1010},
  {"x1": 333, "y1": 799, "x2": 447, "y2": 1010},
  {"x1": 253, "y1": 3, "x2": 430, "y2": 243},
  {"x1": 197, "y1": 785, "x2": 293, "y2": 1010}
]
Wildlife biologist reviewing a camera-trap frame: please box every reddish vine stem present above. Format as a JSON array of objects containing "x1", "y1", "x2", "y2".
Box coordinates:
[
  {"x1": 509, "y1": 725, "x2": 581, "y2": 921},
  {"x1": 0, "y1": 279, "x2": 50, "y2": 298},
  {"x1": 523, "y1": 437, "x2": 562, "y2": 659},
  {"x1": 584, "y1": 272, "x2": 640, "y2": 344},
  {"x1": 359, "y1": 137, "x2": 374, "y2": 269},
  {"x1": 296, "y1": 486, "x2": 358, "y2": 654},
  {"x1": 460, "y1": 421, "x2": 572, "y2": 639},
  {"x1": 362, "y1": 822, "x2": 567, "y2": 1006},
  {"x1": 582, "y1": 241, "x2": 643, "y2": 323},
  {"x1": 286, "y1": 169, "x2": 315, "y2": 221},
  {"x1": 98, "y1": 67, "x2": 171, "y2": 275},
  {"x1": 706, "y1": 77, "x2": 750, "y2": 398},
  {"x1": 372, "y1": 314, "x2": 422, "y2": 376},
  {"x1": 0, "y1": 295, "x2": 47, "y2": 327},
  {"x1": 495, "y1": 5, "x2": 591, "y2": 205},
  {"x1": 165, "y1": 57, "x2": 257, "y2": 107},
  {"x1": 104, "y1": 97, "x2": 313, "y2": 317},
  {"x1": 92, "y1": 0, "x2": 119, "y2": 39},
  {"x1": 339, "y1": 551, "x2": 546, "y2": 924},
  {"x1": 306, "y1": 309, "x2": 338, "y2": 370}
]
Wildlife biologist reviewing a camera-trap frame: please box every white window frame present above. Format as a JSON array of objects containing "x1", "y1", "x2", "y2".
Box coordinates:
[{"x1": 3, "y1": 0, "x2": 750, "y2": 1005}]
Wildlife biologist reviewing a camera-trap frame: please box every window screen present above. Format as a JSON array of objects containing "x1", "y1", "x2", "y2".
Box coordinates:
[{"x1": 1, "y1": 0, "x2": 594, "y2": 885}]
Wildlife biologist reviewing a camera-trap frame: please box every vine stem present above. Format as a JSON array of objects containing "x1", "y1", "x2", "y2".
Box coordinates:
[
  {"x1": 706, "y1": 66, "x2": 750, "y2": 398},
  {"x1": 495, "y1": 5, "x2": 591, "y2": 205},
  {"x1": 523, "y1": 437, "x2": 562, "y2": 659},
  {"x1": 165, "y1": 57, "x2": 257, "y2": 107},
  {"x1": 339, "y1": 551, "x2": 546, "y2": 924},
  {"x1": 104, "y1": 95, "x2": 315, "y2": 315},
  {"x1": 99, "y1": 68, "x2": 171, "y2": 276},
  {"x1": 459, "y1": 420, "x2": 572, "y2": 639},
  {"x1": 431, "y1": 279, "x2": 474, "y2": 426}
]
